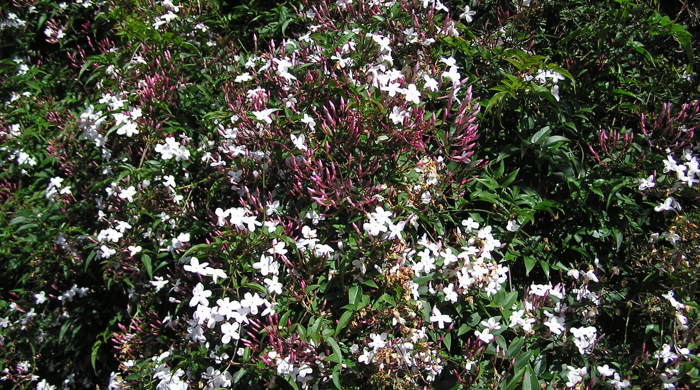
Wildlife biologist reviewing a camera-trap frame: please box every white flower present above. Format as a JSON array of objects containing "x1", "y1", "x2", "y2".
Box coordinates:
[
  {"x1": 430, "y1": 306, "x2": 453, "y2": 329},
  {"x1": 99, "y1": 245, "x2": 116, "y2": 258},
  {"x1": 368, "y1": 333, "x2": 386, "y2": 351},
  {"x1": 274, "y1": 58, "x2": 296, "y2": 81},
  {"x1": 36, "y1": 379, "x2": 56, "y2": 390},
  {"x1": 423, "y1": 75, "x2": 439, "y2": 91},
  {"x1": 220, "y1": 322, "x2": 240, "y2": 344},
  {"x1": 253, "y1": 254, "x2": 279, "y2": 276},
  {"x1": 358, "y1": 348, "x2": 373, "y2": 364},
  {"x1": 402, "y1": 83, "x2": 421, "y2": 104},
  {"x1": 461, "y1": 217, "x2": 480, "y2": 231},
  {"x1": 118, "y1": 186, "x2": 137, "y2": 202},
  {"x1": 597, "y1": 364, "x2": 616, "y2": 377},
  {"x1": 252, "y1": 109, "x2": 276, "y2": 124},
  {"x1": 655, "y1": 197, "x2": 681, "y2": 212},
  {"x1": 155, "y1": 137, "x2": 190, "y2": 161},
  {"x1": 264, "y1": 275, "x2": 283, "y2": 295},
  {"x1": 570, "y1": 326, "x2": 597, "y2": 355},
  {"x1": 205, "y1": 267, "x2": 227, "y2": 283},
  {"x1": 116, "y1": 119, "x2": 139, "y2": 137},
  {"x1": 506, "y1": 220, "x2": 520, "y2": 232},
  {"x1": 240, "y1": 292, "x2": 265, "y2": 315},
  {"x1": 654, "y1": 344, "x2": 678, "y2": 363},
  {"x1": 190, "y1": 283, "x2": 212, "y2": 307},
  {"x1": 268, "y1": 239, "x2": 288, "y2": 256},
  {"x1": 128, "y1": 245, "x2": 142, "y2": 256},
  {"x1": 150, "y1": 277, "x2": 168, "y2": 292},
  {"x1": 543, "y1": 311, "x2": 566, "y2": 335},
  {"x1": 509, "y1": 310, "x2": 535, "y2": 333},
  {"x1": 389, "y1": 106, "x2": 408, "y2": 125},
  {"x1": 638, "y1": 175, "x2": 655, "y2": 190},
  {"x1": 662, "y1": 291, "x2": 686, "y2": 311},
  {"x1": 529, "y1": 283, "x2": 551, "y2": 297},
  {"x1": 475, "y1": 328, "x2": 494, "y2": 343},
  {"x1": 382, "y1": 82, "x2": 402, "y2": 97},
  {"x1": 169, "y1": 232, "x2": 190, "y2": 251},
  {"x1": 460, "y1": 6, "x2": 476, "y2": 23},
  {"x1": 301, "y1": 113, "x2": 316, "y2": 129},
  {"x1": 290, "y1": 133, "x2": 307, "y2": 151},
  {"x1": 565, "y1": 366, "x2": 587, "y2": 388},
  {"x1": 34, "y1": 291, "x2": 47, "y2": 305},
  {"x1": 443, "y1": 283, "x2": 458, "y2": 303},
  {"x1": 551, "y1": 85, "x2": 560, "y2": 101},
  {"x1": 442, "y1": 66, "x2": 461, "y2": 85}
]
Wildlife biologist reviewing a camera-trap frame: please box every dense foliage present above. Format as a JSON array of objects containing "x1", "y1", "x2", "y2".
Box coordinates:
[{"x1": 1, "y1": 0, "x2": 699, "y2": 389}]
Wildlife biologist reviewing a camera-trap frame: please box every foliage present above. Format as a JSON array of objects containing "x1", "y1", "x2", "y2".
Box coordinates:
[{"x1": 1, "y1": 0, "x2": 698, "y2": 389}]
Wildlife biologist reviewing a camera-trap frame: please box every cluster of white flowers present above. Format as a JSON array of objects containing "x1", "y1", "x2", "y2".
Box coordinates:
[
  {"x1": 13, "y1": 57, "x2": 29, "y2": 76},
  {"x1": 643, "y1": 149, "x2": 700, "y2": 212},
  {"x1": 524, "y1": 69, "x2": 565, "y2": 101},
  {"x1": 186, "y1": 283, "x2": 272, "y2": 346},
  {"x1": 508, "y1": 309, "x2": 536, "y2": 333},
  {"x1": 597, "y1": 365, "x2": 630, "y2": 389},
  {"x1": 294, "y1": 225, "x2": 335, "y2": 259},
  {"x1": 45, "y1": 177, "x2": 71, "y2": 200},
  {"x1": 113, "y1": 106, "x2": 142, "y2": 137},
  {"x1": 662, "y1": 291, "x2": 689, "y2": 330},
  {"x1": 474, "y1": 317, "x2": 502, "y2": 344},
  {"x1": 95, "y1": 220, "x2": 133, "y2": 258},
  {"x1": 153, "y1": 1, "x2": 179, "y2": 30},
  {"x1": 569, "y1": 326, "x2": 597, "y2": 355},
  {"x1": 440, "y1": 56, "x2": 463, "y2": 86},
  {"x1": 363, "y1": 206, "x2": 406, "y2": 240},
  {"x1": 153, "y1": 365, "x2": 187, "y2": 390},
  {"x1": 79, "y1": 105, "x2": 108, "y2": 149},
  {"x1": 44, "y1": 24, "x2": 65, "y2": 41},
  {"x1": 183, "y1": 257, "x2": 227, "y2": 282},
  {"x1": 355, "y1": 328, "x2": 444, "y2": 383},
  {"x1": 155, "y1": 137, "x2": 190, "y2": 161},
  {"x1": 0, "y1": 12, "x2": 26, "y2": 29},
  {"x1": 1, "y1": 123, "x2": 21, "y2": 138},
  {"x1": 270, "y1": 352, "x2": 314, "y2": 386},
  {"x1": 57, "y1": 284, "x2": 90, "y2": 302},
  {"x1": 7, "y1": 150, "x2": 37, "y2": 174},
  {"x1": 564, "y1": 365, "x2": 587, "y2": 388},
  {"x1": 167, "y1": 232, "x2": 190, "y2": 252},
  {"x1": 215, "y1": 206, "x2": 261, "y2": 231},
  {"x1": 201, "y1": 366, "x2": 232, "y2": 389}
]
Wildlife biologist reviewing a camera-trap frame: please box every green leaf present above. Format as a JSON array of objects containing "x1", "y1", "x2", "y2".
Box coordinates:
[
  {"x1": 179, "y1": 243, "x2": 211, "y2": 259},
  {"x1": 9, "y1": 216, "x2": 30, "y2": 225},
  {"x1": 539, "y1": 260, "x2": 550, "y2": 278},
  {"x1": 545, "y1": 135, "x2": 570, "y2": 145},
  {"x1": 332, "y1": 365, "x2": 342, "y2": 389},
  {"x1": 530, "y1": 127, "x2": 550, "y2": 144},
  {"x1": 325, "y1": 336, "x2": 343, "y2": 364},
  {"x1": 362, "y1": 279, "x2": 378, "y2": 289},
  {"x1": 348, "y1": 285, "x2": 361, "y2": 307},
  {"x1": 91, "y1": 340, "x2": 101, "y2": 373},
  {"x1": 16, "y1": 223, "x2": 38, "y2": 233},
  {"x1": 335, "y1": 311, "x2": 353, "y2": 336},
  {"x1": 84, "y1": 250, "x2": 96, "y2": 272},
  {"x1": 141, "y1": 254, "x2": 153, "y2": 279},
  {"x1": 233, "y1": 368, "x2": 246, "y2": 383},
  {"x1": 502, "y1": 367, "x2": 526, "y2": 390},
  {"x1": 507, "y1": 337, "x2": 525, "y2": 358},
  {"x1": 443, "y1": 332, "x2": 452, "y2": 350},
  {"x1": 501, "y1": 168, "x2": 519, "y2": 187},
  {"x1": 522, "y1": 365, "x2": 539, "y2": 390},
  {"x1": 514, "y1": 350, "x2": 533, "y2": 370},
  {"x1": 457, "y1": 323, "x2": 471, "y2": 336},
  {"x1": 524, "y1": 256, "x2": 537, "y2": 276},
  {"x1": 59, "y1": 321, "x2": 71, "y2": 343}
]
